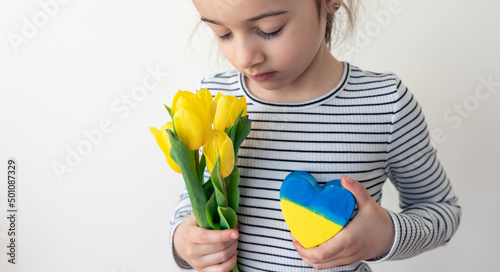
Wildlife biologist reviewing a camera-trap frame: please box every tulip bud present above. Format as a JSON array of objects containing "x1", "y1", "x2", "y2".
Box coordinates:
[
  {"x1": 149, "y1": 122, "x2": 181, "y2": 173},
  {"x1": 214, "y1": 93, "x2": 247, "y2": 131},
  {"x1": 203, "y1": 130, "x2": 235, "y2": 178},
  {"x1": 171, "y1": 90, "x2": 213, "y2": 150},
  {"x1": 196, "y1": 88, "x2": 217, "y2": 123}
]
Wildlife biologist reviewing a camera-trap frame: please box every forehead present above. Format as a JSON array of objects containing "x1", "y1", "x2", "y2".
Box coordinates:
[{"x1": 193, "y1": 0, "x2": 304, "y2": 25}]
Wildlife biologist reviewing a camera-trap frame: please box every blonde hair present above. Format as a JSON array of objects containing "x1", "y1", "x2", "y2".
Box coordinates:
[{"x1": 315, "y1": 0, "x2": 360, "y2": 49}]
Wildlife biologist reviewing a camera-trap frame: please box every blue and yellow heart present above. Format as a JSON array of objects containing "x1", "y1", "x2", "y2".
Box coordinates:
[{"x1": 280, "y1": 171, "x2": 355, "y2": 248}]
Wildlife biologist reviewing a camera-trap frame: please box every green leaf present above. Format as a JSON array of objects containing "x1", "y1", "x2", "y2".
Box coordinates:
[
  {"x1": 199, "y1": 153, "x2": 206, "y2": 184},
  {"x1": 225, "y1": 167, "x2": 240, "y2": 212},
  {"x1": 226, "y1": 116, "x2": 251, "y2": 162},
  {"x1": 167, "y1": 129, "x2": 209, "y2": 229},
  {"x1": 210, "y1": 157, "x2": 227, "y2": 207},
  {"x1": 164, "y1": 105, "x2": 177, "y2": 136},
  {"x1": 218, "y1": 206, "x2": 237, "y2": 230},
  {"x1": 205, "y1": 193, "x2": 220, "y2": 230},
  {"x1": 225, "y1": 121, "x2": 237, "y2": 143},
  {"x1": 164, "y1": 104, "x2": 174, "y2": 119},
  {"x1": 203, "y1": 177, "x2": 214, "y2": 199},
  {"x1": 234, "y1": 116, "x2": 251, "y2": 153}
]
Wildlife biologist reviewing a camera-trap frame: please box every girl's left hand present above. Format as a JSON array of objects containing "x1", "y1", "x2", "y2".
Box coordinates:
[{"x1": 291, "y1": 175, "x2": 395, "y2": 270}]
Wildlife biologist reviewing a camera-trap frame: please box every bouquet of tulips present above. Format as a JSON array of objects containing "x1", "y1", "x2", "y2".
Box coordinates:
[{"x1": 150, "y1": 89, "x2": 250, "y2": 271}]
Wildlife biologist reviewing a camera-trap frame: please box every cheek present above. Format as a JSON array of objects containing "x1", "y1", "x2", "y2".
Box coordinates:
[
  {"x1": 217, "y1": 42, "x2": 236, "y2": 65},
  {"x1": 274, "y1": 24, "x2": 323, "y2": 69}
]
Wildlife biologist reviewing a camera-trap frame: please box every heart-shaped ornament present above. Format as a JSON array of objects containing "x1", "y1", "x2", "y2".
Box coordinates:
[{"x1": 280, "y1": 171, "x2": 355, "y2": 248}]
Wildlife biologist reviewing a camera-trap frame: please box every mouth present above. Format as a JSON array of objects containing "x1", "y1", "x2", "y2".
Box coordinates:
[{"x1": 249, "y1": 71, "x2": 276, "y2": 82}]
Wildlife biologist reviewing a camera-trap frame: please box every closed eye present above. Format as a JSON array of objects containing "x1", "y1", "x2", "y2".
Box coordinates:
[
  {"x1": 217, "y1": 32, "x2": 233, "y2": 41},
  {"x1": 258, "y1": 28, "x2": 283, "y2": 40},
  {"x1": 216, "y1": 28, "x2": 283, "y2": 42}
]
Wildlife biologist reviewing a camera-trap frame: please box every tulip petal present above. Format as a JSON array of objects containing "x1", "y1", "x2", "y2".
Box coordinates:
[
  {"x1": 214, "y1": 96, "x2": 232, "y2": 131},
  {"x1": 220, "y1": 138, "x2": 235, "y2": 178},
  {"x1": 174, "y1": 108, "x2": 204, "y2": 150},
  {"x1": 203, "y1": 130, "x2": 235, "y2": 178},
  {"x1": 214, "y1": 92, "x2": 224, "y2": 102},
  {"x1": 149, "y1": 127, "x2": 166, "y2": 152},
  {"x1": 149, "y1": 125, "x2": 181, "y2": 173},
  {"x1": 183, "y1": 95, "x2": 207, "y2": 123},
  {"x1": 205, "y1": 151, "x2": 215, "y2": 175},
  {"x1": 203, "y1": 131, "x2": 220, "y2": 174},
  {"x1": 196, "y1": 89, "x2": 217, "y2": 139},
  {"x1": 196, "y1": 89, "x2": 214, "y2": 114},
  {"x1": 213, "y1": 93, "x2": 248, "y2": 131},
  {"x1": 237, "y1": 96, "x2": 247, "y2": 117},
  {"x1": 173, "y1": 91, "x2": 207, "y2": 122},
  {"x1": 171, "y1": 90, "x2": 187, "y2": 113},
  {"x1": 174, "y1": 91, "x2": 213, "y2": 147},
  {"x1": 229, "y1": 98, "x2": 240, "y2": 123}
]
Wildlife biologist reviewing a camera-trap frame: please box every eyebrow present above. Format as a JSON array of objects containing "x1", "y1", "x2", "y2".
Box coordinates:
[{"x1": 201, "y1": 10, "x2": 288, "y2": 25}]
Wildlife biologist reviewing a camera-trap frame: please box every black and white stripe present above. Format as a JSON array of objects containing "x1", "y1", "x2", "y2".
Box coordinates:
[{"x1": 169, "y1": 63, "x2": 461, "y2": 272}]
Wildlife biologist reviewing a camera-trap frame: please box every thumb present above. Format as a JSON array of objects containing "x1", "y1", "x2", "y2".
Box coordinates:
[
  {"x1": 196, "y1": 227, "x2": 239, "y2": 244},
  {"x1": 221, "y1": 228, "x2": 239, "y2": 242},
  {"x1": 341, "y1": 175, "x2": 371, "y2": 207}
]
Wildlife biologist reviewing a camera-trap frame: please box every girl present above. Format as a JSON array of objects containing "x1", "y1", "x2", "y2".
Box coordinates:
[{"x1": 171, "y1": 1, "x2": 461, "y2": 271}]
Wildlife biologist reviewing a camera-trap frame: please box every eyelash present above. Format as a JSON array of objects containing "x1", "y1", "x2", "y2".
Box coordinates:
[
  {"x1": 218, "y1": 28, "x2": 283, "y2": 41},
  {"x1": 259, "y1": 28, "x2": 283, "y2": 40}
]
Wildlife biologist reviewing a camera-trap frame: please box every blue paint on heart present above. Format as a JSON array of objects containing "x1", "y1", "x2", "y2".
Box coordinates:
[{"x1": 280, "y1": 171, "x2": 355, "y2": 227}]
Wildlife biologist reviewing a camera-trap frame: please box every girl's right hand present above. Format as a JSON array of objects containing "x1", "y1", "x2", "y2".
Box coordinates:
[{"x1": 173, "y1": 213, "x2": 239, "y2": 272}]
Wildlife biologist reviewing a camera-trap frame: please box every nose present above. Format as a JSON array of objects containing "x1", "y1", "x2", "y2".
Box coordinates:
[{"x1": 234, "y1": 37, "x2": 265, "y2": 70}]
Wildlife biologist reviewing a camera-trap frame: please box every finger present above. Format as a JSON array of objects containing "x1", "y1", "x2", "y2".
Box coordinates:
[
  {"x1": 203, "y1": 248, "x2": 238, "y2": 272},
  {"x1": 192, "y1": 237, "x2": 237, "y2": 257},
  {"x1": 293, "y1": 237, "x2": 344, "y2": 263},
  {"x1": 199, "y1": 238, "x2": 238, "y2": 266},
  {"x1": 293, "y1": 241, "x2": 340, "y2": 270},
  {"x1": 184, "y1": 213, "x2": 199, "y2": 226},
  {"x1": 341, "y1": 175, "x2": 372, "y2": 207},
  {"x1": 193, "y1": 227, "x2": 239, "y2": 245},
  {"x1": 297, "y1": 246, "x2": 349, "y2": 270},
  {"x1": 290, "y1": 232, "x2": 297, "y2": 242}
]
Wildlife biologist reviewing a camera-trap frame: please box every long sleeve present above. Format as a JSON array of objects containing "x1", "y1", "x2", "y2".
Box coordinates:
[
  {"x1": 167, "y1": 66, "x2": 461, "y2": 271},
  {"x1": 169, "y1": 189, "x2": 194, "y2": 270},
  {"x1": 372, "y1": 77, "x2": 461, "y2": 262}
]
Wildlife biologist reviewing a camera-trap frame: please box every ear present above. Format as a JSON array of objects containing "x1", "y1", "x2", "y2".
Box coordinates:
[{"x1": 324, "y1": 0, "x2": 343, "y2": 14}]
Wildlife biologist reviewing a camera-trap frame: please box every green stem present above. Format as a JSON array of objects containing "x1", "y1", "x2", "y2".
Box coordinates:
[
  {"x1": 167, "y1": 130, "x2": 210, "y2": 228},
  {"x1": 184, "y1": 149, "x2": 210, "y2": 228},
  {"x1": 222, "y1": 176, "x2": 228, "y2": 207},
  {"x1": 194, "y1": 150, "x2": 200, "y2": 183}
]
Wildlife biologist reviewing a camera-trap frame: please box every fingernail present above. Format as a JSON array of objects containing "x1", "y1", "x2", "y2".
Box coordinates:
[
  {"x1": 230, "y1": 232, "x2": 238, "y2": 239},
  {"x1": 344, "y1": 175, "x2": 354, "y2": 184}
]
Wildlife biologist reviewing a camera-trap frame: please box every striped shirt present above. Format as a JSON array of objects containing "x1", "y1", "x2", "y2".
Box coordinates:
[{"x1": 170, "y1": 63, "x2": 461, "y2": 272}]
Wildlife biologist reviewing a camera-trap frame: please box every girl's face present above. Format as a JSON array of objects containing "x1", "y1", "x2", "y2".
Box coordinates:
[{"x1": 193, "y1": 0, "x2": 335, "y2": 96}]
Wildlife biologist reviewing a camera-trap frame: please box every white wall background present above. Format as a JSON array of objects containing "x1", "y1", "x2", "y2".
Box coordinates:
[{"x1": 0, "y1": 0, "x2": 498, "y2": 271}]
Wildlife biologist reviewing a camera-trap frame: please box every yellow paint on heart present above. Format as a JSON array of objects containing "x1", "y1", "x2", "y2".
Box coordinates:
[{"x1": 281, "y1": 199, "x2": 343, "y2": 248}]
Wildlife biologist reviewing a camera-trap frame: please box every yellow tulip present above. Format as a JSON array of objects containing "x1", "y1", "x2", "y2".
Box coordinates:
[
  {"x1": 214, "y1": 93, "x2": 247, "y2": 131},
  {"x1": 171, "y1": 90, "x2": 213, "y2": 150},
  {"x1": 203, "y1": 130, "x2": 235, "y2": 178},
  {"x1": 196, "y1": 89, "x2": 217, "y2": 123},
  {"x1": 149, "y1": 122, "x2": 181, "y2": 173}
]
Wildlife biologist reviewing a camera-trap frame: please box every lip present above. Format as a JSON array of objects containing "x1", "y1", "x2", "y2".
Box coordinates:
[{"x1": 249, "y1": 71, "x2": 276, "y2": 82}]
